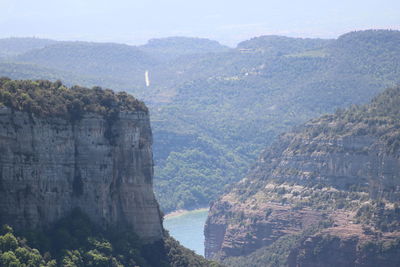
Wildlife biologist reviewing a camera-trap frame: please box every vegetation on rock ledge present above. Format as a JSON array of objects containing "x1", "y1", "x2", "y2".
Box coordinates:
[{"x1": 0, "y1": 77, "x2": 147, "y2": 121}]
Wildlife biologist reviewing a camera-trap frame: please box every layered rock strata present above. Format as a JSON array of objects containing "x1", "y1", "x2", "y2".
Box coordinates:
[
  {"x1": 205, "y1": 87, "x2": 400, "y2": 265},
  {"x1": 0, "y1": 107, "x2": 163, "y2": 242}
]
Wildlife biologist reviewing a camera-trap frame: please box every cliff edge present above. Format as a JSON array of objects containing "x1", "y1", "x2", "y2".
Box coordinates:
[{"x1": 0, "y1": 78, "x2": 163, "y2": 243}]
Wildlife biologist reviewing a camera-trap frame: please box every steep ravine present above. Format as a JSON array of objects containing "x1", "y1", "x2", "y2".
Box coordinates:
[{"x1": 205, "y1": 86, "x2": 400, "y2": 266}]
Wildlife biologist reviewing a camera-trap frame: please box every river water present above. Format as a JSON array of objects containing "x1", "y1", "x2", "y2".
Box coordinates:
[{"x1": 163, "y1": 209, "x2": 209, "y2": 256}]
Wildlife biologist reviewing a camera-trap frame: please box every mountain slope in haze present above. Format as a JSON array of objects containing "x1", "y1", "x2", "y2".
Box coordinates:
[
  {"x1": 205, "y1": 85, "x2": 400, "y2": 266},
  {"x1": 15, "y1": 42, "x2": 156, "y2": 85},
  {"x1": 0, "y1": 61, "x2": 109, "y2": 88},
  {"x1": 0, "y1": 37, "x2": 57, "y2": 58},
  {"x1": 1, "y1": 30, "x2": 399, "y2": 213},
  {"x1": 151, "y1": 29, "x2": 400, "y2": 212},
  {"x1": 237, "y1": 35, "x2": 332, "y2": 56},
  {"x1": 139, "y1": 36, "x2": 231, "y2": 61},
  {"x1": 6, "y1": 37, "x2": 230, "y2": 96}
]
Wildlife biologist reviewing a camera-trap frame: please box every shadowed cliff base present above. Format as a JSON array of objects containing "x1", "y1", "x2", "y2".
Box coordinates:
[{"x1": 0, "y1": 208, "x2": 220, "y2": 267}]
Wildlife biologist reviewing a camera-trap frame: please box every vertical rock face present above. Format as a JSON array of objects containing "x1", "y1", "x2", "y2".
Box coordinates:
[{"x1": 0, "y1": 107, "x2": 163, "y2": 243}]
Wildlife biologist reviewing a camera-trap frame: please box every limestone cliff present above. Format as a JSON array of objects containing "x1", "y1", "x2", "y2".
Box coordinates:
[
  {"x1": 205, "y1": 86, "x2": 400, "y2": 265},
  {"x1": 0, "y1": 78, "x2": 163, "y2": 243}
]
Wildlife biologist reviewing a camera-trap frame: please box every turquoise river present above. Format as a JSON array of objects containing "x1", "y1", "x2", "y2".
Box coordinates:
[{"x1": 163, "y1": 209, "x2": 209, "y2": 256}]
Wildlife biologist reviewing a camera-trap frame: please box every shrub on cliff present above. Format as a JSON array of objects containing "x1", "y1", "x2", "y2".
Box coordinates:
[
  {"x1": 0, "y1": 77, "x2": 147, "y2": 121},
  {"x1": 0, "y1": 225, "x2": 56, "y2": 267}
]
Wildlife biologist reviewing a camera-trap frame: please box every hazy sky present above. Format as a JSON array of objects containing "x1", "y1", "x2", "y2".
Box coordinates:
[{"x1": 1, "y1": 0, "x2": 399, "y2": 46}]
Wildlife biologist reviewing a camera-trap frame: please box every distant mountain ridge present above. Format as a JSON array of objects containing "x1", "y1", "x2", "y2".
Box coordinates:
[
  {"x1": 140, "y1": 36, "x2": 231, "y2": 61},
  {"x1": 14, "y1": 42, "x2": 156, "y2": 84},
  {"x1": 0, "y1": 30, "x2": 399, "y2": 213},
  {"x1": 0, "y1": 37, "x2": 57, "y2": 58},
  {"x1": 237, "y1": 35, "x2": 332, "y2": 56}
]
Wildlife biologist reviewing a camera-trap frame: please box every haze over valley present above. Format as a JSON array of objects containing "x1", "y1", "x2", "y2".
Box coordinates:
[{"x1": 0, "y1": 1, "x2": 399, "y2": 266}]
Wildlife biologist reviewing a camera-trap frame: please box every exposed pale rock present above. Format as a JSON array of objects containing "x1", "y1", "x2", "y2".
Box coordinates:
[
  {"x1": 0, "y1": 107, "x2": 163, "y2": 243},
  {"x1": 205, "y1": 116, "x2": 400, "y2": 261}
]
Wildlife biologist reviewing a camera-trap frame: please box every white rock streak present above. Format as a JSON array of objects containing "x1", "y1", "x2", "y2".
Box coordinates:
[{"x1": 145, "y1": 70, "x2": 150, "y2": 87}]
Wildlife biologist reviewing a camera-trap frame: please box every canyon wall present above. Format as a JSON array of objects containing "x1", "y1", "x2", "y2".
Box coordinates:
[
  {"x1": 205, "y1": 86, "x2": 400, "y2": 265},
  {"x1": 0, "y1": 107, "x2": 163, "y2": 243}
]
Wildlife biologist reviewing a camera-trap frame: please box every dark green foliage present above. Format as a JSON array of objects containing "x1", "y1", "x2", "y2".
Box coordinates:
[
  {"x1": 163, "y1": 234, "x2": 221, "y2": 267},
  {"x1": 0, "y1": 78, "x2": 147, "y2": 121},
  {"x1": 0, "y1": 225, "x2": 55, "y2": 267},
  {"x1": 1, "y1": 209, "x2": 217, "y2": 267},
  {"x1": 20, "y1": 208, "x2": 153, "y2": 266}
]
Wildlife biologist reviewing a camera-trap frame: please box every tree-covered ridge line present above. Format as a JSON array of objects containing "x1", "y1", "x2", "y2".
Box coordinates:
[
  {"x1": 0, "y1": 209, "x2": 220, "y2": 267},
  {"x1": 0, "y1": 78, "x2": 148, "y2": 120}
]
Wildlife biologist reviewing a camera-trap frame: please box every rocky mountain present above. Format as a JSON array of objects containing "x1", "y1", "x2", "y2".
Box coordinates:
[{"x1": 204, "y1": 85, "x2": 400, "y2": 266}]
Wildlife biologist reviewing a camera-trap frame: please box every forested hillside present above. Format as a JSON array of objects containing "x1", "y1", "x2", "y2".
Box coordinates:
[
  {"x1": 151, "y1": 30, "x2": 400, "y2": 211},
  {"x1": 0, "y1": 30, "x2": 399, "y2": 212}
]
